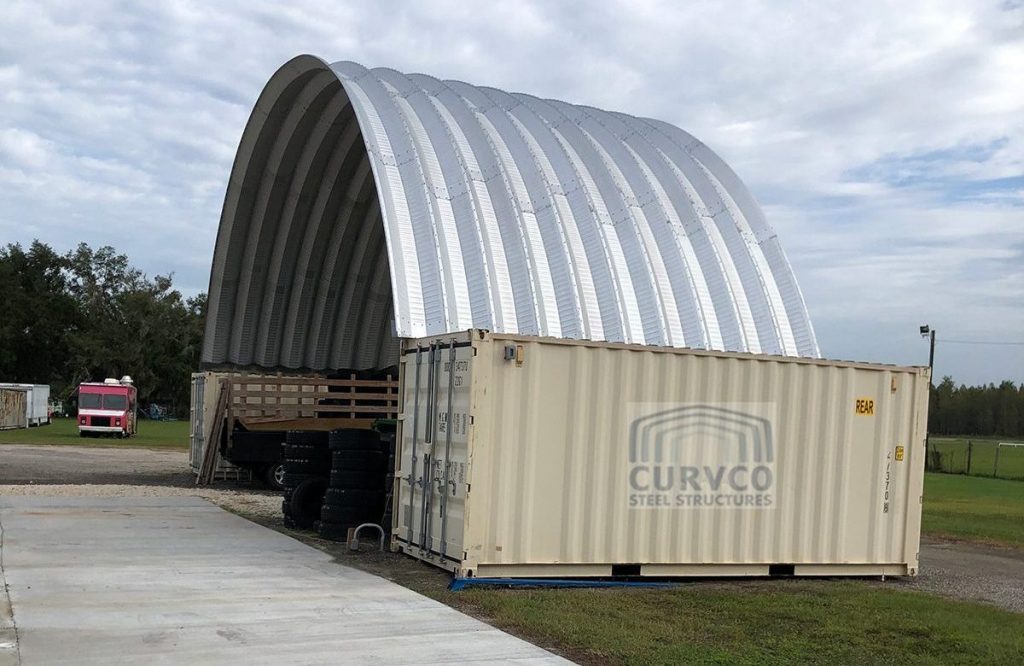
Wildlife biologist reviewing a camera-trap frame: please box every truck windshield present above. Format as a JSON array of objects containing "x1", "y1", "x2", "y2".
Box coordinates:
[
  {"x1": 104, "y1": 394, "x2": 127, "y2": 411},
  {"x1": 79, "y1": 393, "x2": 102, "y2": 409}
]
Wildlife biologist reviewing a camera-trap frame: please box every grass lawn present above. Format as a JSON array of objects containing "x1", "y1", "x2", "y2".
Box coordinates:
[
  {"x1": 0, "y1": 416, "x2": 189, "y2": 448},
  {"x1": 929, "y1": 437, "x2": 1024, "y2": 480},
  {"x1": 922, "y1": 472, "x2": 1024, "y2": 548},
  {"x1": 451, "y1": 580, "x2": 1024, "y2": 665}
]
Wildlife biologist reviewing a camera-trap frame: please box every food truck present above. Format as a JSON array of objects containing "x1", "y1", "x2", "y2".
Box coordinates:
[{"x1": 77, "y1": 377, "x2": 138, "y2": 437}]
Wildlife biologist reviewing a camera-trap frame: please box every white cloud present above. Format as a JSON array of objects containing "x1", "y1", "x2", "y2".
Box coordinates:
[{"x1": 0, "y1": 0, "x2": 1020, "y2": 383}]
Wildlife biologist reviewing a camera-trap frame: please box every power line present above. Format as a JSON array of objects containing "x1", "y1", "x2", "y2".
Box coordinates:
[{"x1": 938, "y1": 338, "x2": 1024, "y2": 346}]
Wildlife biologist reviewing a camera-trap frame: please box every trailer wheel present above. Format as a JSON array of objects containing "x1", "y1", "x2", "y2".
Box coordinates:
[
  {"x1": 289, "y1": 476, "x2": 329, "y2": 529},
  {"x1": 264, "y1": 462, "x2": 286, "y2": 491}
]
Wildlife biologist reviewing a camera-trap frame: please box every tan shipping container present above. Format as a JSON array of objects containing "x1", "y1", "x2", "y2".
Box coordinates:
[{"x1": 393, "y1": 330, "x2": 930, "y2": 579}]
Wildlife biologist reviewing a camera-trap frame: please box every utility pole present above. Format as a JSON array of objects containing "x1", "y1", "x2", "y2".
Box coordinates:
[{"x1": 920, "y1": 325, "x2": 936, "y2": 469}]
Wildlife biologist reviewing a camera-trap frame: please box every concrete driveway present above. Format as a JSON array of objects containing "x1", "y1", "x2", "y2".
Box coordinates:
[{"x1": 0, "y1": 496, "x2": 568, "y2": 665}]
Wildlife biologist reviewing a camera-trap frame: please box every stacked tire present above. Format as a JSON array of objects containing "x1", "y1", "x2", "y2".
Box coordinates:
[
  {"x1": 281, "y1": 431, "x2": 330, "y2": 529},
  {"x1": 318, "y1": 429, "x2": 387, "y2": 540}
]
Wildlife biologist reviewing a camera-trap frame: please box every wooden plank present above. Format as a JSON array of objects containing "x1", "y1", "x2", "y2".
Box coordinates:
[
  {"x1": 238, "y1": 416, "x2": 378, "y2": 431},
  {"x1": 229, "y1": 407, "x2": 396, "y2": 417},
  {"x1": 231, "y1": 401, "x2": 395, "y2": 411},
  {"x1": 230, "y1": 376, "x2": 398, "y2": 388},
  {"x1": 197, "y1": 379, "x2": 230, "y2": 486},
  {"x1": 228, "y1": 390, "x2": 399, "y2": 400}
]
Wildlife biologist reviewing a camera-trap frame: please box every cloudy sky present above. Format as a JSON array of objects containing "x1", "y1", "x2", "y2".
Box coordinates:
[{"x1": 1, "y1": 0, "x2": 1021, "y2": 384}]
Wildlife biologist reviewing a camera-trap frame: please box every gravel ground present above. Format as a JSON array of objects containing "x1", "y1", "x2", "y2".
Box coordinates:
[
  {"x1": 898, "y1": 537, "x2": 1024, "y2": 613},
  {"x1": 0, "y1": 443, "x2": 280, "y2": 520}
]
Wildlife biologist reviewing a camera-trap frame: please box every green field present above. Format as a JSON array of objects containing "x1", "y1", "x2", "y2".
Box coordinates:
[
  {"x1": 452, "y1": 580, "x2": 1024, "y2": 665},
  {"x1": 922, "y1": 472, "x2": 1024, "y2": 548},
  {"x1": 0, "y1": 417, "x2": 189, "y2": 448},
  {"x1": 929, "y1": 437, "x2": 1024, "y2": 480}
]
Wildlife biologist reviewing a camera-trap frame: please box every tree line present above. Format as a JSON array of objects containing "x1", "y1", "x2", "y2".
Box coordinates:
[
  {"x1": 929, "y1": 376, "x2": 1024, "y2": 438},
  {"x1": 2, "y1": 239, "x2": 1022, "y2": 432},
  {"x1": 0, "y1": 240, "x2": 205, "y2": 415}
]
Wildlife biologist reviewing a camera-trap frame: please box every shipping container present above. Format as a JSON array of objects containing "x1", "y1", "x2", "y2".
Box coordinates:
[
  {"x1": 393, "y1": 330, "x2": 930, "y2": 579},
  {"x1": 0, "y1": 383, "x2": 50, "y2": 427},
  {"x1": 1, "y1": 387, "x2": 28, "y2": 430}
]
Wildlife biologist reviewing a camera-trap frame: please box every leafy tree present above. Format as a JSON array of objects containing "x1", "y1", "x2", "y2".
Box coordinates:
[
  {"x1": 0, "y1": 242, "x2": 80, "y2": 390},
  {"x1": 0, "y1": 240, "x2": 205, "y2": 415}
]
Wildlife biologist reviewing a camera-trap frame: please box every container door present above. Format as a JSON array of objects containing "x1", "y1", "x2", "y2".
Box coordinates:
[
  {"x1": 397, "y1": 338, "x2": 472, "y2": 564},
  {"x1": 189, "y1": 376, "x2": 205, "y2": 469}
]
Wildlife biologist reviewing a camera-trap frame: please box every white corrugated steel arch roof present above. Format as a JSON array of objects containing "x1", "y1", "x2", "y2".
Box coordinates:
[{"x1": 202, "y1": 55, "x2": 818, "y2": 371}]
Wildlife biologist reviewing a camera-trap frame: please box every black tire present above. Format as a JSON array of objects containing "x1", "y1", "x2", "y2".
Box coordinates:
[
  {"x1": 263, "y1": 462, "x2": 286, "y2": 491},
  {"x1": 324, "y1": 488, "x2": 385, "y2": 509},
  {"x1": 331, "y1": 450, "x2": 385, "y2": 472},
  {"x1": 283, "y1": 443, "x2": 331, "y2": 461},
  {"x1": 319, "y1": 504, "x2": 368, "y2": 525},
  {"x1": 281, "y1": 498, "x2": 291, "y2": 516},
  {"x1": 282, "y1": 514, "x2": 300, "y2": 529},
  {"x1": 328, "y1": 428, "x2": 382, "y2": 452},
  {"x1": 283, "y1": 458, "x2": 330, "y2": 475},
  {"x1": 286, "y1": 430, "x2": 330, "y2": 447},
  {"x1": 282, "y1": 472, "x2": 317, "y2": 488},
  {"x1": 289, "y1": 476, "x2": 329, "y2": 528},
  {"x1": 329, "y1": 469, "x2": 385, "y2": 490}
]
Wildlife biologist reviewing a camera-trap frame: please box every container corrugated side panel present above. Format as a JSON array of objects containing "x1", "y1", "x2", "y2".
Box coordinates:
[
  {"x1": 461, "y1": 333, "x2": 927, "y2": 575},
  {"x1": 0, "y1": 388, "x2": 28, "y2": 430}
]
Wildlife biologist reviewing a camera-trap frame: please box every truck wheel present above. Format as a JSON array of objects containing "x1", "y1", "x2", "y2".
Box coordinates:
[{"x1": 264, "y1": 462, "x2": 286, "y2": 491}]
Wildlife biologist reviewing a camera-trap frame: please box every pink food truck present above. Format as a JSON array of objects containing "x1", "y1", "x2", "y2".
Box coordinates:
[{"x1": 77, "y1": 377, "x2": 138, "y2": 437}]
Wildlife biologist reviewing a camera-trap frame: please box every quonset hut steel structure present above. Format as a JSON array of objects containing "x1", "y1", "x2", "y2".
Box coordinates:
[{"x1": 203, "y1": 55, "x2": 819, "y2": 371}]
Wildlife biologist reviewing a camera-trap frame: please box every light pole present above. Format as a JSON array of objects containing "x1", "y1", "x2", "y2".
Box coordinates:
[
  {"x1": 919, "y1": 325, "x2": 936, "y2": 377},
  {"x1": 920, "y1": 325, "x2": 936, "y2": 469}
]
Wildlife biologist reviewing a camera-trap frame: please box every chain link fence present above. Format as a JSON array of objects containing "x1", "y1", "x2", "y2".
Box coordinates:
[{"x1": 925, "y1": 438, "x2": 1024, "y2": 481}]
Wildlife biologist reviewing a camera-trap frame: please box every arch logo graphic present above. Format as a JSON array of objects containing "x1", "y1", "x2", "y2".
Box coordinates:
[{"x1": 628, "y1": 403, "x2": 777, "y2": 509}]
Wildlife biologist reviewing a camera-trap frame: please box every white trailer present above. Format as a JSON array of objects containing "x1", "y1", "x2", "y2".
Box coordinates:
[{"x1": 0, "y1": 383, "x2": 50, "y2": 427}]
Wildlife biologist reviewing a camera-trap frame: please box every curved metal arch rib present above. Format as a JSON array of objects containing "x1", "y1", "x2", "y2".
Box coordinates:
[{"x1": 202, "y1": 54, "x2": 819, "y2": 371}]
